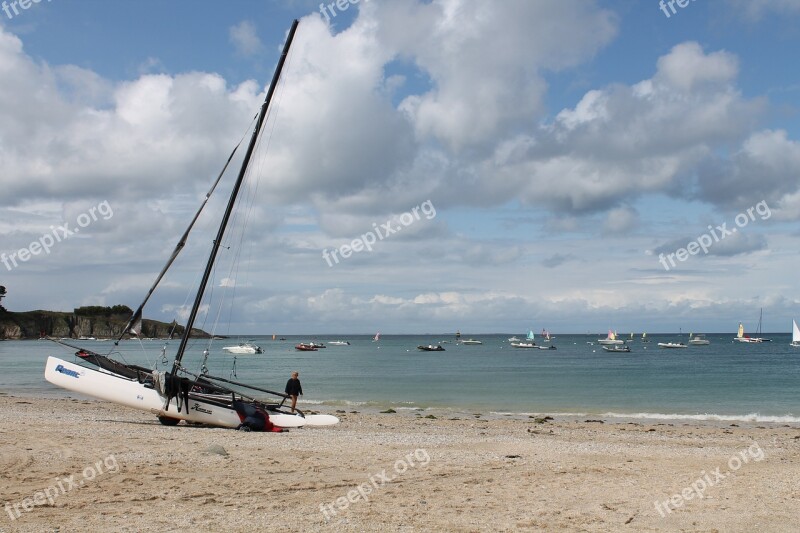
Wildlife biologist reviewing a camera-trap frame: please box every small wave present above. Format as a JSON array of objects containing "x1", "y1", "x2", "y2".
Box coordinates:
[{"x1": 600, "y1": 412, "x2": 800, "y2": 424}]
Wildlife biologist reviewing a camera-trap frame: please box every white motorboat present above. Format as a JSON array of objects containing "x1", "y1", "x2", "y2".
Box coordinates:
[
  {"x1": 222, "y1": 342, "x2": 263, "y2": 354},
  {"x1": 510, "y1": 342, "x2": 536, "y2": 349},
  {"x1": 328, "y1": 340, "x2": 350, "y2": 346},
  {"x1": 657, "y1": 342, "x2": 687, "y2": 349},
  {"x1": 460, "y1": 339, "x2": 482, "y2": 345},
  {"x1": 688, "y1": 334, "x2": 710, "y2": 345},
  {"x1": 508, "y1": 336, "x2": 520, "y2": 342}
]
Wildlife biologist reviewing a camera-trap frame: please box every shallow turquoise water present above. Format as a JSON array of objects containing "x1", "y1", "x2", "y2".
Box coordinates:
[{"x1": 2, "y1": 333, "x2": 799, "y2": 422}]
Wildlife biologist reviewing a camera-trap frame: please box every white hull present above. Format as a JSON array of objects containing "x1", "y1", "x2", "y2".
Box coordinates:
[
  {"x1": 45, "y1": 356, "x2": 242, "y2": 427},
  {"x1": 734, "y1": 337, "x2": 763, "y2": 343},
  {"x1": 657, "y1": 343, "x2": 687, "y2": 349},
  {"x1": 222, "y1": 343, "x2": 262, "y2": 354},
  {"x1": 598, "y1": 339, "x2": 624, "y2": 345},
  {"x1": 791, "y1": 342, "x2": 800, "y2": 348},
  {"x1": 44, "y1": 356, "x2": 334, "y2": 428},
  {"x1": 689, "y1": 340, "x2": 710, "y2": 345},
  {"x1": 510, "y1": 342, "x2": 536, "y2": 348}
]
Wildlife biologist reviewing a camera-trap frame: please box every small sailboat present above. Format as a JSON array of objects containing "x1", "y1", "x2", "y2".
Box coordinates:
[
  {"x1": 734, "y1": 322, "x2": 762, "y2": 343},
  {"x1": 512, "y1": 330, "x2": 536, "y2": 348},
  {"x1": 598, "y1": 330, "x2": 624, "y2": 345},
  {"x1": 373, "y1": 332, "x2": 381, "y2": 342},
  {"x1": 791, "y1": 320, "x2": 800, "y2": 348},
  {"x1": 642, "y1": 332, "x2": 649, "y2": 343}
]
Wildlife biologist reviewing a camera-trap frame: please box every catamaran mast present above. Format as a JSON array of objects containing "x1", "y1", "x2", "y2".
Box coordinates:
[{"x1": 172, "y1": 19, "x2": 299, "y2": 372}]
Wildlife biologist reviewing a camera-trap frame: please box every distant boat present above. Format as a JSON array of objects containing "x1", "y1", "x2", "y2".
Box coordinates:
[
  {"x1": 735, "y1": 309, "x2": 771, "y2": 343},
  {"x1": 417, "y1": 344, "x2": 445, "y2": 352},
  {"x1": 658, "y1": 342, "x2": 687, "y2": 349},
  {"x1": 642, "y1": 332, "x2": 649, "y2": 343},
  {"x1": 508, "y1": 336, "x2": 521, "y2": 342},
  {"x1": 598, "y1": 330, "x2": 624, "y2": 345},
  {"x1": 537, "y1": 345, "x2": 557, "y2": 350},
  {"x1": 602, "y1": 345, "x2": 630, "y2": 353},
  {"x1": 541, "y1": 329, "x2": 554, "y2": 342},
  {"x1": 295, "y1": 343, "x2": 317, "y2": 351},
  {"x1": 328, "y1": 340, "x2": 350, "y2": 346},
  {"x1": 511, "y1": 341, "x2": 536, "y2": 349},
  {"x1": 791, "y1": 320, "x2": 800, "y2": 348},
  {"x1": 222, "y1": 342, "x2": 263, "y2": 354},
  {"x1": 688, "y1": 333, "x2": 710, "y2": 346},
  {"x1": 461, "y1": 339, "x2": 482, "y2": 345},
  {"x1": 734, "y1": 322, "x2": 762, "y2": 343},
  {"x1": 372, "y1": 332, "x2": 380, "y2": 342}
]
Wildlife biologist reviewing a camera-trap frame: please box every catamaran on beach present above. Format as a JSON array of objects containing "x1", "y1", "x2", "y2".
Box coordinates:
[{"x1": 42, "y1": 20, "x2": 337, "y2": 432}]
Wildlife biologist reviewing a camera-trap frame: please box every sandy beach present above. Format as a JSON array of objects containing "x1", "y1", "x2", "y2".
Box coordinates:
[{"x1": 1, "y1": 395, "x2": 798, "y2": 532}]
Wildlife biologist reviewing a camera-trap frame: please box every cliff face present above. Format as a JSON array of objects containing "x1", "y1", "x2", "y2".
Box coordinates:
[{"x1": 0, "y1": 310, "x2": 209, "y2": 340}]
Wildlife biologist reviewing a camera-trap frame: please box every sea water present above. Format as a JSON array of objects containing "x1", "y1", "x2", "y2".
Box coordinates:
[{"x1": 2, "y1": 333, "x2": 799, "y2": 423}]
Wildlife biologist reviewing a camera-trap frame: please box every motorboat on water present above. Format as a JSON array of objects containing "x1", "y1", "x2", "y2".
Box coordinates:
[
  {"x1": 657, "y1": 342, "x2": 687, "y2": 349},
  {"x1": 417, "y1": 344, "x2": 445, "y2": 352},
  {"x1": 508, "y1": 336, "x2": 520, "y2": 342},
  {"x1": 460, "y1": 339, "x2": 482, "y2": 345},
  {"x1": 602, "y1": 345, "x2": 630, "y2": 353},
  {"x1": 688, "y1": 334, "x2": 710, "y2": 345},
  {"x1": 328, "y1": 340, "x2": 350, "y2": 346},
  {"x1": 295, "y1": 343, "x2": 318, "y2": 351},
  {"x1": 511, "y1": 342, "x2": 536, "y2": 349},
  {"x1": 222, "y1": 342, "x2": 263, "y2": 354}
]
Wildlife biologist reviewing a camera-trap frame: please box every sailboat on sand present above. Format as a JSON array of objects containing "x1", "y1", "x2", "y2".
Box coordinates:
[{"x1": 43, "y1": 20, "x2": 337, "y2": 431}]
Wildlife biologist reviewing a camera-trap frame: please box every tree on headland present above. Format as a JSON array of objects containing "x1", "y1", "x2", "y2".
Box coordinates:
[{"x1": 73, "y1": 305, "x2": 133, "y2": 317}]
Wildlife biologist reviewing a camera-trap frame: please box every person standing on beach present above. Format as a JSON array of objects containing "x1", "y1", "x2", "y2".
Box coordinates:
[{"x1": 285, "y1": 371, "x2": 303, "y2": 413}]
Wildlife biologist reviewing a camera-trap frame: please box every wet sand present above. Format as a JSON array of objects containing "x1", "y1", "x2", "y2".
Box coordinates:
[{"x1": 1, "y1": 395, "x2": 798, "y2": 532}]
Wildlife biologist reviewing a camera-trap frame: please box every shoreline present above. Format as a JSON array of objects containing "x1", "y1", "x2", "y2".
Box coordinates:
[
  {"x1": 1, "y1": 395, "x2": 799, "y2": 531},
  {"x1": 3, "y1": 390, "x2": 799, "y2": 429}
]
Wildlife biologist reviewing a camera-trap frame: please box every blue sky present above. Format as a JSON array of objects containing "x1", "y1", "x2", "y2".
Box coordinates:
[{"x1": 1, "y1": 0, "x2": 800, "y2": 334}]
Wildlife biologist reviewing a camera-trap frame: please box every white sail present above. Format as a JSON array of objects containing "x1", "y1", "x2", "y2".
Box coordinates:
[
  {"x1": 737, "y1": 323, "x2": 745, "y2": 338},
  {"x1": 792, "y1": 320, "x2": 800, "y2": 345}
]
